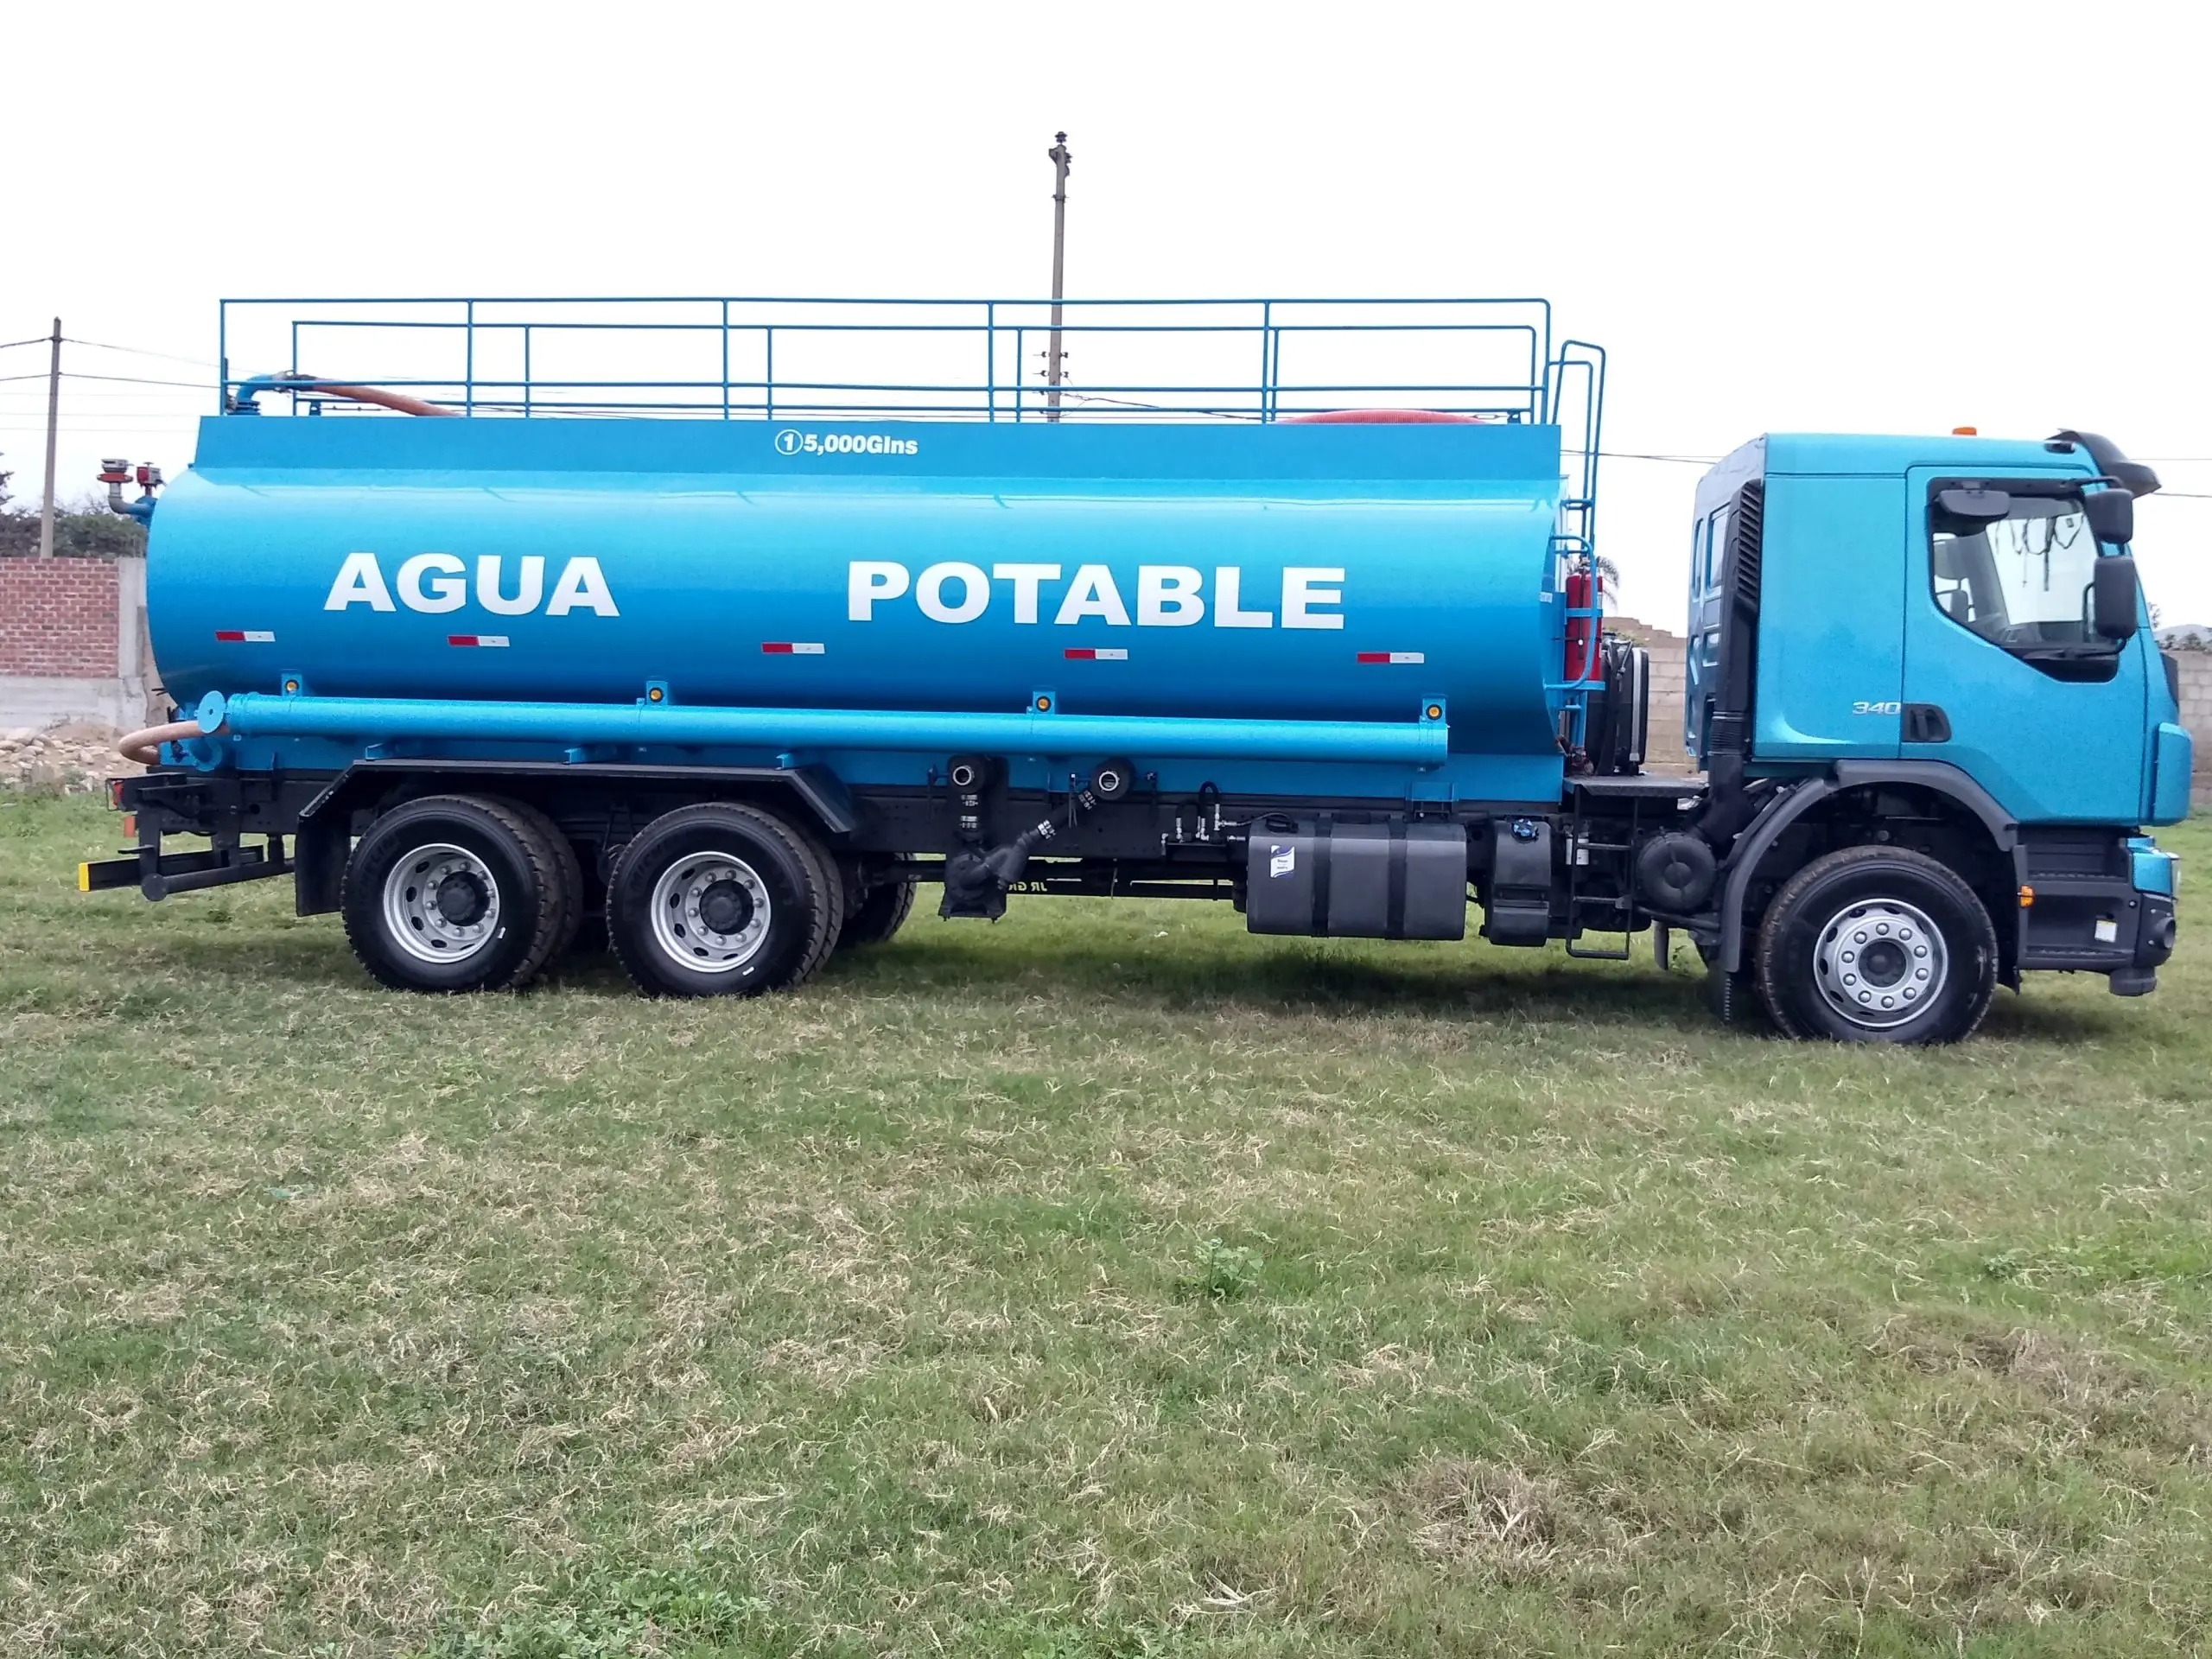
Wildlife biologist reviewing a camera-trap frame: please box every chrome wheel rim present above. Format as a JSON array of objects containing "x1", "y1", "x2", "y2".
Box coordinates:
[
  {"x1": 1814, "y1": 896, "x2": 1947, "y2": 1029},
  {"x1": 649, "y1": 851, "x2": 772, "y2": 974},
  {"x1": 382, "y1": 842, "x2": 501, "y2": 964}
]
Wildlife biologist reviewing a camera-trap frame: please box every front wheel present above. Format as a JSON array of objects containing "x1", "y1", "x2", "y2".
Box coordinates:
[
  {"x1": 1753, "y1": 846, "x2": 1997, "y2": 1044},
  {"x1": 606, "y1": 803, "x2": 843, "y2": 997}
]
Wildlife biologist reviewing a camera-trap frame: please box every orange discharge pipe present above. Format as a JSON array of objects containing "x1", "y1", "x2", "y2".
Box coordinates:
[
  {"x1": 275, "y1": 373, "x2": 458, "y2": 416},
  {"x1": 117, "y1": 720, "x2": 213, "y2": 766}
]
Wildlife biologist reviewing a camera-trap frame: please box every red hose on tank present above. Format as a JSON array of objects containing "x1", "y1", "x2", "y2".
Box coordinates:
[{"x1": 1281, "y1": 410, "x2": 1480, "y2": 423}]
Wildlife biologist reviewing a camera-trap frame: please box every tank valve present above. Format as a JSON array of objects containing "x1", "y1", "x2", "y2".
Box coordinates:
[{"x1": 99, "y1": 460, "x2": 163, "y2": 524}]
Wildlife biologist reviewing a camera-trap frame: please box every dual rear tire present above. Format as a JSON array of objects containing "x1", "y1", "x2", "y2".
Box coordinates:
[
  {"x1": 605, "y1": 803, "x2": 844, "y2": 997},
  {"x1": 342, "y1": 795, "x2": 575, "y2": 994},
  {"x1": 343, "y1": 796, "x2": 850, "y2": 1000},
  {"x1": 837, "y1": 864, "x2": 918, "y2": 952}
]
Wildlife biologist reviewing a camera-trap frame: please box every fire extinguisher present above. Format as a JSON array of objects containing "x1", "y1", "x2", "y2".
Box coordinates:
[{"x1": 1564, "y1": 566, "x2": 1595, "y2": 683}]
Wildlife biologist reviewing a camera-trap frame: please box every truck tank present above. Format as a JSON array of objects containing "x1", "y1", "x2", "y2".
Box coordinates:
[{"x1": 146, "y1": 415, "x2": 1585, "y2": 799}]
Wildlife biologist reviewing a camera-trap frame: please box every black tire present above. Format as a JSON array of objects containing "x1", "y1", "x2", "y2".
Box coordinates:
[
  {"x1": 480, "y1": 796, "x2": 583, "y2": 962},
  {"x1": 606, "y1": 803, "x2": 843, "y2": 998},
  {"x1": 836, "y1": 867, "x2": 917, "y2": 951},
  {"x1": 341, "y1": 795, "x2": 568, "y2": 993},
  {"x1": 1753, "y1": 846, "x2": 1997, "y2": 1044}
]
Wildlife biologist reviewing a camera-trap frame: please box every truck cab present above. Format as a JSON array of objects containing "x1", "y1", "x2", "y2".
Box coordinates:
[{"x1": 1686, "y1": 429, "x2": 2186, "y2": 1010}]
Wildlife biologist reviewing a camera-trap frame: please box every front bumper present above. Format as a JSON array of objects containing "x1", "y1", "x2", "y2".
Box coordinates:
[{"x1": 2020, "y1": 835, "x2": 2177, "y2": 996}]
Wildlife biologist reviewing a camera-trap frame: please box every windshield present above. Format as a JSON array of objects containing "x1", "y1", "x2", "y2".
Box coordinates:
[{"x1": 1931, "y1": 493, "x2": 2107, "y2": 652}]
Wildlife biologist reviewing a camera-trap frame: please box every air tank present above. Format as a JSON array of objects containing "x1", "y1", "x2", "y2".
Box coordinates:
[{"x1": 148, "y1": 414, "x2": 1573, "y2": 764}]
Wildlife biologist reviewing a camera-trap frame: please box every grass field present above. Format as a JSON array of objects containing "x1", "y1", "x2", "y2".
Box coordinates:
[{"x1": 3, "y1": 793, "x2": 2209, "y2": 1657}]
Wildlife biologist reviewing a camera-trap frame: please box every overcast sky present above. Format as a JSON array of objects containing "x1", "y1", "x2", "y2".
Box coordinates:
[{"x1": 4, "y1": 0, "x2": 2206, "y2": 631}]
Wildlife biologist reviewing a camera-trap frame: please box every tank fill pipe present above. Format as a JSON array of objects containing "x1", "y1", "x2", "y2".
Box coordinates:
[{"x1": 203, "y1": 691, "x2": 1449, "y2": 767}]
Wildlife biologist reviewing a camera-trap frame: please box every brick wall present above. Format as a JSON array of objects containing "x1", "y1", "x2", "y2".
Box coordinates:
[{"x1": 0, "y1": 557, "x2": 119, "y2": 677}]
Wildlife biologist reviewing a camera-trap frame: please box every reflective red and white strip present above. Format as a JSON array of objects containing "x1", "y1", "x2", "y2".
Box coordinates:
[
  {"x1": 760, "y1": 642, "x2": 826, "y2": 654},
  {"x1": 1064, "y1": 647, "x2": 1129, "y2": 661},
  {"x1": 213, "y1": 629, "x2": 275, "y2": 644},
  {"x1": 1356, "y1": 651, "x2": 1426, "y2": 664},
  {"x1": 447, "y1": 635, "x2": 510, "y2": 647}
]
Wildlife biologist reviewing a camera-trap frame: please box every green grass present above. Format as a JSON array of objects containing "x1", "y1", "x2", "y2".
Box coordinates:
[{"x1": 3, "y1": 793, "x2": 2209, "y2": 1657}]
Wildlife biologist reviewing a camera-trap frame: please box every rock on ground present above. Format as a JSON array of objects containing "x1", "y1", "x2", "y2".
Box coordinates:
[{"x1": 0, "y1": 721, "x2": 139, "y2": 794}]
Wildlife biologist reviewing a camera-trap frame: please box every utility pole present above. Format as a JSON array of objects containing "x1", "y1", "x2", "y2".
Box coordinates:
[
  {"x1": 1046, "y1": 132, "x2": 1071, "y2": 422},
  {"x1": 38, "y1": 318, "x2": 60, "y2": 558}
]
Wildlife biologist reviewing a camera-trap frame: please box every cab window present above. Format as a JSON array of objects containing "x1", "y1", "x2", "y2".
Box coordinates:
[{"x1": 1929, "y1": 483, "x2": 2117, "y2": 676}]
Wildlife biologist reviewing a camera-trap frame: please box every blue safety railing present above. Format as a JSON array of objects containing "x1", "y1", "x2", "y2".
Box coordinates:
[{"x1": 213, "y1": 295, "x2": 1594, "y2": 427}]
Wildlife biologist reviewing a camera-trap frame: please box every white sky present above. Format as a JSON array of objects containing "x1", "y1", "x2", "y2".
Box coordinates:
[{"x1": 4, "y1": 0, "x2": 2207, "y2": 632}]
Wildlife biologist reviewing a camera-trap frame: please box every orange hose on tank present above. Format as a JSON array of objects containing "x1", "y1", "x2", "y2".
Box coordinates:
[
  {"x1": 276, "y1": 374, "x2": 457, "y2": 416},
  {"x1": 117, "y1": 720, "x2": 219, "y2": 766}
]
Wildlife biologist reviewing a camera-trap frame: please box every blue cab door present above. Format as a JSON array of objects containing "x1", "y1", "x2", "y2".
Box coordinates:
[{"x1": 1900, "y1": 465, "x2": 2146, "y2": 823}]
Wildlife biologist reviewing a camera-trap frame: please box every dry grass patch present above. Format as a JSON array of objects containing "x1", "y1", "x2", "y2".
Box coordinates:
[{"x1": 4, "y1": 796, "x2": 2212, "y2": 1656}]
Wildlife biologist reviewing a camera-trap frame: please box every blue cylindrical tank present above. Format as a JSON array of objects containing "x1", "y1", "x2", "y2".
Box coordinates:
[{"x1": 147, "y1": 416, "x2": 1570, "y2": 759}]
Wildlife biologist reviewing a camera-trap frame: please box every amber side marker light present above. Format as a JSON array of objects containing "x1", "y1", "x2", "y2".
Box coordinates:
[
  {"x1": 2019, "y1": 885, "x2": 2036, "y2": 907},
  {"x1": 1953, "y1": 426, "x2": 1979, "y2": 435}
]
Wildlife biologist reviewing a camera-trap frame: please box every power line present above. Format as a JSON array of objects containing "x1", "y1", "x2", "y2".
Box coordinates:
[
  {"x1": 62, "y1": 336, "x2": 219, "y2": 368},
  {"x1": 63, "y1": 370, "x2": 212, "y2": 390},
  {"x1": 0, "y1": 369, "x2": 207, "y2": 389}
]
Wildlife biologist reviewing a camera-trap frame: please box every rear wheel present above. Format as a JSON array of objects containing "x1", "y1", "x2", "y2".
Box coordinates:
[
  {"x1": 341, "y1": 795, "x2": 569, "y2": 992},
  {"x1": 1754, "y1": 846, "x2": 1997, "y2": 1044},
  {"x1": 480, "y1": 796, "x2": 583, "y2": 961},
  {"x1": 837, "y1": 865, "x2": 917, "y2": 951},
  {"x1": 607, "y1": 803, "x2": 843, "y2": 997}
]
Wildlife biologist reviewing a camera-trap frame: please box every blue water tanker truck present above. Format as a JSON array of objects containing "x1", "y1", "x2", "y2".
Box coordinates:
[{"x1": 82, "y1": 296, "x2": 2190, "y2": 1043}]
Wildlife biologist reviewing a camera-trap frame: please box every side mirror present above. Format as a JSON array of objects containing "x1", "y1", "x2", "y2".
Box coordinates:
[
  {"x1": 2084, "y1": 489, "x2": 2134, "y2": 544},
  {"x1": 1937, "y1": 486, "x2": 2012, "y2": 521},
  {"x1": 2093, "y1": 555, "x2": 2141, "y2": 641}
]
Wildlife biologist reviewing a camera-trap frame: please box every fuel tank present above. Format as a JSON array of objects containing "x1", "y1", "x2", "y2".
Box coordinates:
[{"x1": 148, "y1": 416, "x2": 1572, "y2": 758}]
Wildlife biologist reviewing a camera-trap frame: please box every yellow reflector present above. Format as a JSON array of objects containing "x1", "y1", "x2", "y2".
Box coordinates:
[{"x1": 77, "y1": 862, "x2": 92, "y2": 893}]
